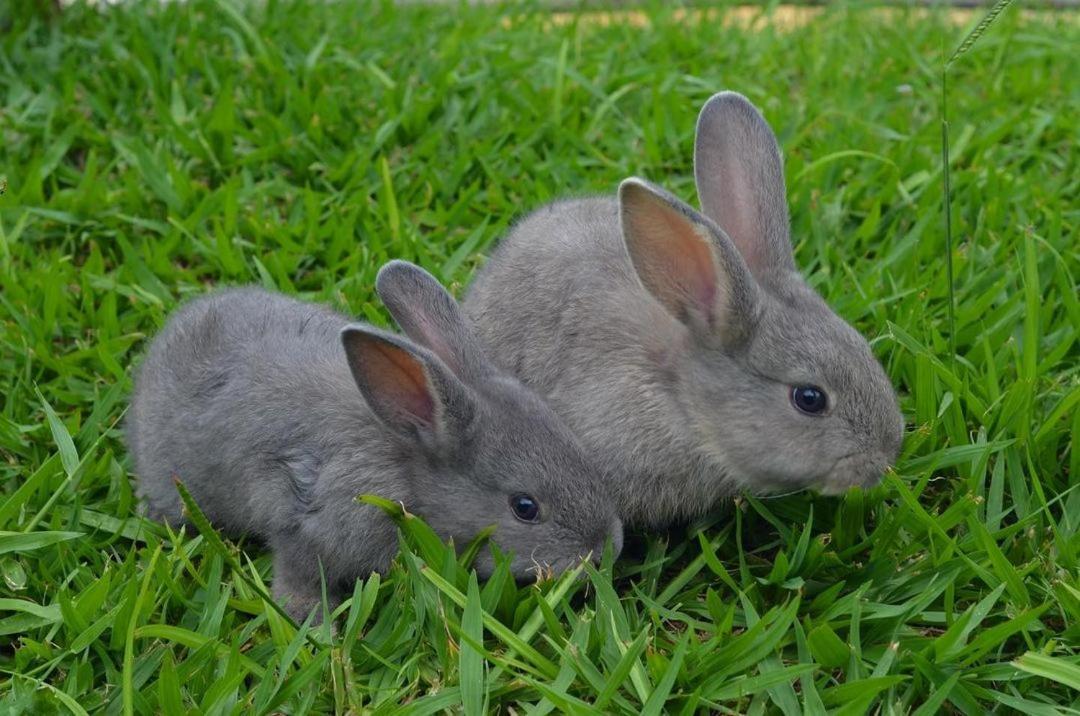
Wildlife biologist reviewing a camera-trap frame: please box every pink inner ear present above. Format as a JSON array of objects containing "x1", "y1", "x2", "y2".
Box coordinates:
[
  {"x1": 684, "y1": 226, "x2": 720, "y2": 310},
  {"x1": 716, "y1": 166, "x2": 768, "y2": 274},
  {"x1": 369, "y1": 342, "x2": 436, "y2": 426},
  {"x1": 625, "y1": 196, "x2": 720, "y2": 321},
  {"x1": 411, "y1": 312, "x2": 459, "y2": 376}
]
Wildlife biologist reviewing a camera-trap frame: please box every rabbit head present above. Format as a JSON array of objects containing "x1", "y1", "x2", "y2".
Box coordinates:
[
  {"x1": 616, "y1": 93, "x2": 903, "y2": 495},
  {"x1": 342, "y1": 260, "x2": 623, "y2": 579}
]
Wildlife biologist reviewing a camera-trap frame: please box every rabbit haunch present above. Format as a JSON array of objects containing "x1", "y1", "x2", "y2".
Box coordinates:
[
  {"x1": 128, "y1": 261, "x2": 623, "y2": 620},
  {"x1": 464, "y1": 92, "x2": 903, "y2": 527}
]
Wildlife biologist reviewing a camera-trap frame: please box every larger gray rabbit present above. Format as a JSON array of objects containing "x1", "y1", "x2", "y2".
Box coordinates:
[
  {"x1": 464, "y1": 92, "x2": 903, "y2": 527},
  {"x1": 129, "y1": 261, "x2": 623, "y2": 619}
]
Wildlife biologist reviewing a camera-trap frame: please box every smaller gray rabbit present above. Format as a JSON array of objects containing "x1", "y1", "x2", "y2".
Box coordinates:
[
  {"x1": 464, "y1": 92, "x2": 904, "y2": 527},
  {"x1": 128, "y1": 261, "x2": 623, "y2": 620}
]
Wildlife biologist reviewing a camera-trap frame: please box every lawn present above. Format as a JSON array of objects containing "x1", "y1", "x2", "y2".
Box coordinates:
[{"x1": 1, "y1": 0, "x2": 1078, "y2": 712}]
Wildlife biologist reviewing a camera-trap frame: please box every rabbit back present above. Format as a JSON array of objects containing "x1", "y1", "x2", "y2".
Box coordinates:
[
  {"x1": 129, "y1": 288, "x2": 397, "y2": 539},
  {"x1": 468, "y1": 198, "x2": 670, "y2": 382}
]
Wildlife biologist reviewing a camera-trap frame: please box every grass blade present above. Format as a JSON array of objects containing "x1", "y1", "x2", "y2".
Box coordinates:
[{"x1": 1013, "y1": 652, "x2": 1080, "y2": 692}]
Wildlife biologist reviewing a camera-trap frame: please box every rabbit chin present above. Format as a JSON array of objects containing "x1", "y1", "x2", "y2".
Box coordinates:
[
  {"x1": 816, "y1": 453, "x2": 893, "y2": 495},
  {"x1": 729, "y1": 452, "x2": 891, "y2": 497},
  {"x1": 470, "y1": 547, "x2": 605, "y2": 584}
]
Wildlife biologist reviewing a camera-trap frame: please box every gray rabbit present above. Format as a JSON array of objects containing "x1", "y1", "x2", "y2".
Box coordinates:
[
  {"x1": 464, "y1": 92, "x2": 904, "y2": 527},
  {"x1": 128, "y1": 261, "x2": 623, "y2": 620}
]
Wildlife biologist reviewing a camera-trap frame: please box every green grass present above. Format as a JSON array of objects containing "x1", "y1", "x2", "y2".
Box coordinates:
[{"x1": 1, "y1": 0, "x2": 1077, "y2": 712}]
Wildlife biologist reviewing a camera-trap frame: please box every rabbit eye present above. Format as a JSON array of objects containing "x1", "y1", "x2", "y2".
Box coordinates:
[
  {"x1": 509, "y1": 494, "x2": 540, "y2": 523},
  {"x1": 791, "y1": 385, "x2": 828, "y2": 415}
]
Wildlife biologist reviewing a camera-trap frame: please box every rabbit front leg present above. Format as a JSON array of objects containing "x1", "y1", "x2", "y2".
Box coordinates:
[{"x1": 270, "y1": 537, "x2": 338, "y2": 624}]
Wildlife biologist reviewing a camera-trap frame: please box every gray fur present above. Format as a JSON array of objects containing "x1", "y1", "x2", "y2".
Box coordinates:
[
  {"x1": 463, "y1": 92, "x2": 903, "y2": 527},
  {"x1": 128, "y1": 261, "x2": 623, "y2": 620}
]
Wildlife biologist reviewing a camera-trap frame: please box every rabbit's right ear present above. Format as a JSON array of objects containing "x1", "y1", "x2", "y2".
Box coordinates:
[
  {"x1": 375, "y1": 260, "x2": 488, "y2": 381},
  {"x1": 619, "y1": 178, "x2": 758, "y2": 345},
  {"x1": 694, "y1": 92, "x2": 795, "y2": 279},
  {"x1": 341, "y1": 325, "x2": 475, "y2": 451}
]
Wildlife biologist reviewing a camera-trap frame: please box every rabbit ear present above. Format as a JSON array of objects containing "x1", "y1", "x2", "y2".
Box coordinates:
[
  {"x1": 375, "y1": 260, "x2": 488, "y2": 381},
  {"x1": 341, "y1": 325, "x2": 475, "y2": 450},
  {"x1": 694, "y1": 92, "x2": 795, "y2": 278},
  {"x1": 619, "y1": 178, "x2": 757, "y2": 344}
]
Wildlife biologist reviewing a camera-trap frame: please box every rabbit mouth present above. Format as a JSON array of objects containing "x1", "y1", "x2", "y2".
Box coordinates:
[
  {"x1": 739, "y1": 450, "x2": 889, "y2": 497},
  {"x1": 520, "y1": 544, "x2": 611, "y2": 584},
  {"x1": 819, "y1": 452, "x2": 890, "y2": 494}
]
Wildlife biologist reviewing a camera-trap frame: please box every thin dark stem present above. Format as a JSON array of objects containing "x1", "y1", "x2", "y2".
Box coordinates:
[
  {"x1": 941, "y1": 67, "x2": 957, "y2": 365},
  {"x1": 938, "y1": 0, "x2": 1016, "y2": 367}
]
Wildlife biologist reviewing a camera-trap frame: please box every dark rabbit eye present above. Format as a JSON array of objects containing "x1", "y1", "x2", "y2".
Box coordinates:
[
  {"x1": 510, "y1": 494, "x2": 540, "y2": 523},
  {"x1": 791, "y1": 385, "x2": 828, "y2": 415}
]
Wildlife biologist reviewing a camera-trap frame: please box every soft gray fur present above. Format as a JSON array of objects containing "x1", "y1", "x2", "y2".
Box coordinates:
[
  {"x1": 464, "y1": 91, "x2": 904, "y2": 527},
  {"x1": 128, "y1": 261, "x2": 623, "y2": 620}
]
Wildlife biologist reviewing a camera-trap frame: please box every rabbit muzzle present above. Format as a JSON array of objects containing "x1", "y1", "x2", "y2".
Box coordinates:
[{"x1": 818, "y1": 451, "x2": 893, "y2": 495}]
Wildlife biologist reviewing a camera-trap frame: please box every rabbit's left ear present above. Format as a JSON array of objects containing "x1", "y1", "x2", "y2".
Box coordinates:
[
  {"x1": 619, "y1": 177, "x2": 758, "y2": 347},
  {"x1": 694, "y1": 92, "x2": 795, "y2": 279},
  {"x1": 341, "y1": 325, "x2": 476, "y2": 452}
]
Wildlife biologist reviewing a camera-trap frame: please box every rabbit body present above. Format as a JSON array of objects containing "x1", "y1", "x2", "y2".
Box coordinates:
[
  {"x1": 130, "y1": 289, "x2": 401, "y2": 617},
  {"x1": 464, "y1": 93, "x2": 904, "y2": 527},
  {"x1": 130, "y1": 264, "x2": 622, "y2": 619}
]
